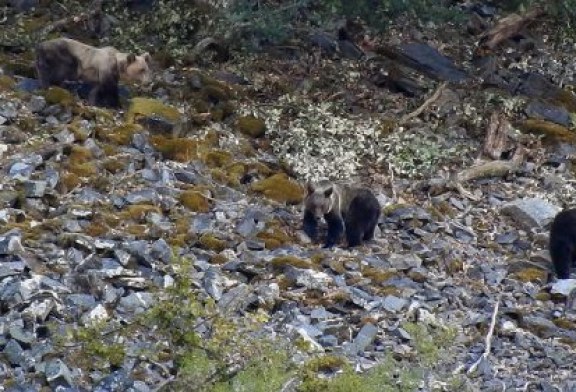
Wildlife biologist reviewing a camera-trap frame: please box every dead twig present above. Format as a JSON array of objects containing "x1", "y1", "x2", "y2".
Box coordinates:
[
  {"x1": 467, "y1": 294, "x2": 502, "y2": 374},
  {"x1": 398, "y1": 82, "x2": 447, "y2": 126}
]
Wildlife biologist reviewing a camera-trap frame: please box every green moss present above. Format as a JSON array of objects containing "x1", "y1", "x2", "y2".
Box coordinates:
[
  {"x1": 304, "y1": 355, "x2": 347, "y2": 373},
  {"x1": 511, "y1": 267, "x2": 548, "y2": 283},
  {"x1": 378, "y1": 118, "x2": 397, "y2": 136},
  {"x1": 251, "y1": 173, "x2": 304, "y2": 205},
  {"x1": 520, "y1": 119, "x2": 576, "y2": 143},
  {"x1": 96, "y1": 123, "x2": 144, "y2": 145},
  {"x1": 60, "y1": 172, "x2": 82, "y2": 191},
  {"x1": 535, "y1": 292, "x2": 551, "y2": 301},
  {"x1": 0, "y1": 75, "x2": 15, "y2": 91},
  {"x1": 150, "y1": 135, "x2": 199, "y2": 162},
  {"x1": 68, "y1": 145, "x2": 93, "y2": 164},
  {"x1": 126, "y1": 97, "x2": 181, "y2": 124},
  {"x1": 84, "y1": 220, "x2": 109, "y2": 237},
  {"x1": 198, "y1": 233, "x2": 227, "y2": 252},
  {"x1": 361, "y1": 267, "x2": 397, "y2": 284},
  {"x1": 68, "y1": 162, "x2": 97, "y2": 178},
  {"x1": 103, "y1": 158, "x2": 126, "y2": 174},
  {"x1": 552, "y1": 89, "x2": 576, "y2": 112},
  {"x1": 382, "y1": 203, "x2": 410, "y2": 216},
  {"x1": 209, "y1": 254, "x2": 228, "y2": 264},
  {"x1": 3, "y1": 61, "x2": 36, "y2": 79},
  {"x1": 179, "y1": 188, "x2": 211, "y2": 212},
  {"x1": 43, "y1": 86, "x2": 75, "y2": 106},
  {"x1": 270, "y1": 256, "x2": 315, "y2": 271},
  {"x1": 120, "y1": 204, "x2": 162, "y2": 222},
  {"x1": 202, "y1": 149, "x2": 232, "y2": 168},
  {"x1": 553, "y1": 318, "x2": 576, "y2": 330},
  {"x1": 126, "y1": 224, "x2": 148, "y2": 237},
  {"x1": 237, "y1": 115, "x2": 266, "y2": 138},
  {"x1": 201, "y1": 85, "x2": 230, "y2": 103},
  {"x1": 256, "y1": 226, "x2": 292, "y2": 249},
  {"x1": 16, "y1": 117, "x2": 38, "y2": 133}
]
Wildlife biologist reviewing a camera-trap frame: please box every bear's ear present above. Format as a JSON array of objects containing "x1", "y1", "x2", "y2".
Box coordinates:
[
  {"x1": 323, "y1": 186, "x2": 333, "y2": 198},
  {"x1": 127, "y1": 53, "x2": 137, "y2": 64},
  {"x1": 142, "y1": 52, "x2": 152, "y2": 64},
  {"x1": 306, "y1": 182, "x2": 315, "y2": 195}
]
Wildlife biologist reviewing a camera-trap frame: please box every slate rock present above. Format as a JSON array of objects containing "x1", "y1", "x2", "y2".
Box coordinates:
[
  {"x1": 44, "y1": 359, "x2": 74, "y2": 387},
  {"x1": 502, "y1": 198, "x2": 560, "y2": 230},
  {"x1": 15, "y1": 78, "x2": 41, "y2": 93},
  {"x1": 526, "y1": 101, "x2": 571, "y2": 127},
  {"x1": 343, "y1": 323, "x2": 378, "y2": 355},
  {"x1": 398, "y1": 43, "x2": 468, "y2": 82},
  {"x1": 23, "y1": 180, "x2": 47, "y2": 198},
  {"x1": 93, "y1": 369, "x2": 135, "y2": 392}
]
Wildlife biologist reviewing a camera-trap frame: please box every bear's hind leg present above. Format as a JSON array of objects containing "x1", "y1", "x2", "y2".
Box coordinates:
[{"x1": 362, "y1": 217, "x2": 378, "y2": 241}]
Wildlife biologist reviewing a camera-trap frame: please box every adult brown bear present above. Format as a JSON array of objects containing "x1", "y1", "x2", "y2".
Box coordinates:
[{"x1": 35, "y1": 37, "x2": 152, "y2": 107}]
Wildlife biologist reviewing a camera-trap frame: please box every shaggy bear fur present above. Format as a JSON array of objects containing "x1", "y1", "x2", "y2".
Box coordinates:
[
  {"x1": 549, "y1": 208, "x2": 576, "y2": 279},
  {"x1": 303, "y1": 181, "x2": 381, "y2": 248},
  {"x1": 35, "y1": 37, "x2": 152, "y2": 107}
]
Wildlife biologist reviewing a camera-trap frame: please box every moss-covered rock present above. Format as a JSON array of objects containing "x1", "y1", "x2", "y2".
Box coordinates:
[
  {"x1": 270, "y1": 256, "x2": 315, "y2": 271},
  {"x1": 236, "y1": 115, "x2": 266, "y2": 138},
  {"x1": 251, "y1": 173, "x2": 304, "y2": 205},
  {"x1": 66, "y1": 146, "x2": 97, "y2": 178},
  {"x1": 120, "y1": 204, "x2": 162, "y2": 222},
  {"x1": 126, "y1": 97, "x2": 181, "y2": 124},
  {"x1": 511, "y1": 267, "x2": 548, "y2": 283},
  {"x1": 150, "y1": 135, "x2": 199, "y2": 162},
  {"x1": 96, "y1": 124, "x2": 144, "y2": 146},
  {"x1": 0, "y1": 75, "x2": 16, "y2": 91},
  {"x1": 179, "y1": 188, "x2": 211, "y2": 212},
  {"x1": 202, "y1": 149, "x2": 232, "y2": 168},
  {"x1": 44, "y1": 87, "x2": 75, "y2": 106},
  {"x1": 256, "y1": 225, "x2": 292, "y2": 249},
  {"x1": 198, "y1": 233, "x2": 227, "y2": 252}
]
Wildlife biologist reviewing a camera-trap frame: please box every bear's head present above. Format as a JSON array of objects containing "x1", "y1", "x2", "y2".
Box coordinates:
[{"x1": 119, "y1": 52, "x2": 152, "y2": 84}]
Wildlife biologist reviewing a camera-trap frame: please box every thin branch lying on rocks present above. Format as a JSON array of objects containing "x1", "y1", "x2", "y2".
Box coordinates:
[
  {"x1": 467, "y1": 294, "x2": 502, "y2": 374},
  {"x1": 476, "y1": 6, "x2": 545, "y2": 53},
  {"x1": 398, "y1": 81, "x2": 447, "y2": 126}
]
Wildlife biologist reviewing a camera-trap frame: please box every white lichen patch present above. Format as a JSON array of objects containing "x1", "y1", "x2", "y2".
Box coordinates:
[{"x1": 241, "y1": 96, "x2": 471, "y2": 182}]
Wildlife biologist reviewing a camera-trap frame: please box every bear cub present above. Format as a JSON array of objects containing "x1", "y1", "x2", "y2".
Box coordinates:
[
  {"x1": 35, "y1": 37, "x2": 152, "y2": 107},
  {"x1": 303, "y1": 181, "x2": 381, "y2": 248}
]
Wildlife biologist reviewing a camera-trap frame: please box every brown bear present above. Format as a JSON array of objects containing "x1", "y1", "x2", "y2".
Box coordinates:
[{"x1": 35, "y1": 37, "x2": 152, "y2": 108}]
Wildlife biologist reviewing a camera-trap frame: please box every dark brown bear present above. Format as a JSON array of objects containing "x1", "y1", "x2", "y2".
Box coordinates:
[{"x1": 303, "y1": 181, "x2": 381, "y2": 248}]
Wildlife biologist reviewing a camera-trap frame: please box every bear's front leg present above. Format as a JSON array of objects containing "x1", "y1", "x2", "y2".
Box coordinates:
[
  {"x1": 323, "y1": 213, "x2": 344, "y2": 248},
  {"x1": 303, "y1": 210, "x2": 318, "y2": 242}
]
